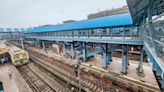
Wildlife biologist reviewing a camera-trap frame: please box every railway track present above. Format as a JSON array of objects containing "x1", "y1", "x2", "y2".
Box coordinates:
[
  {"x1": 18, "y1": 65, "x2": 61, "y2": 92},
  {"x1": 30, "y1": 52, "x2": 123, "y2": 92}
]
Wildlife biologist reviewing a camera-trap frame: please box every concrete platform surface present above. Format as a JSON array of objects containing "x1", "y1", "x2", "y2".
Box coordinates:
[
  {"x1": 0, "y1": 63, "x2": 32, "y2": 92},
  {"x1": 86, "y1": 55, "x2": 159, "y2": 87}
]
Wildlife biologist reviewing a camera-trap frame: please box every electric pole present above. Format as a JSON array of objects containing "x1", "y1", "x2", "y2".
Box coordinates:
[{"x1": 21, "y1": 37, "x2": 24, "y2": 49}]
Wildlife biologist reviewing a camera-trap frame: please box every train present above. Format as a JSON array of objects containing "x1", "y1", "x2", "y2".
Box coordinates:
[
  {"x1": 0, "y1": 42, "x2": 10, "y2": 63},
  {"x1": 8, "y1": 45, "x2": 29, "y2": 66},
  {"x1": 0, "y1": 41, "x2": 29, "y2": 66}
]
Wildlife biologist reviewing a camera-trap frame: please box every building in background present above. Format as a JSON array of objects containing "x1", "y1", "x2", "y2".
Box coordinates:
[
  {"x1": 63, "y1": 20, "x2": 76, "y2": 24},
  {"x1": 88, "y1": 6, "x2": 129, "y2": 19}
]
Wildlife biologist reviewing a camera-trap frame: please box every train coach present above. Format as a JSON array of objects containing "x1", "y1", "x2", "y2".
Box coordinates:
[
  {"x1": 0, "y1": 43, "x2": 10, "y2": 64},
  {"x1": 8, "y1": 45, "x2": 29, "y2": 66}
]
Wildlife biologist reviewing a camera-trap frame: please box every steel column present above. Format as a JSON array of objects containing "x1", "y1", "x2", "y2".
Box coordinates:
[
  {"x1": 99, "y1": 29, "x2": 102, "y2": 38},
  {"x1": 123, "y1": 29, "x2": 125, "y2": 39},
  {"x1": 35, "y1": 39, "x2": 38, "y2": 48},
  {"x1": 42, "y1": 41, "x2": 45, "y2": 51},
  {"x1": 121, "y1": 45, "x2": 128, "y2": 74},
  {"x1": 110, "y1": 29, "x2": 113, "y2": 39},
  {"x1": 102, "y1": 44, "x2": 108, "y2": 68},
  {"x1": 137, "y1": 46, "x2": 145, "y2": 76},
  {"x1": 63, "y1": 43, "x2": 66, "y2": 57},
  {"x1": 92, "y1": 43, "x2": 95, "y2": 51},
  {"x1": 71, "y1": 42, "x2": 75, "y2": 58},
  {"x1": 82, "y1": 42, "x2": 87, "y2": 62},
  {"x1": 106, "y1": 51, "x2": 112, "y2": 64}
]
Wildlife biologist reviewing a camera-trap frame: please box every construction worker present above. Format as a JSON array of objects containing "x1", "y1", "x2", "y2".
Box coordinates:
[{"x1": 74, "y1": 64, "x2": 78, "y2": 77}]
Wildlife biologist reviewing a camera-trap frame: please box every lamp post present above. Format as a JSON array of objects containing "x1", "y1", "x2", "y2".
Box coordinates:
[
  {"x1": 74, "y1": 59, "x2": 81, "y2": 92},
  {"x1": 77, "y1": 60, "x2": 81, "y2": 92}
]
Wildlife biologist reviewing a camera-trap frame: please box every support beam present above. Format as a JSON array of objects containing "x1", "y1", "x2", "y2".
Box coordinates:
[
  {"x1": 127, "y1": 46, "x2": 130, "y2": 66},
  {"x1": 137, "y1": 46, "x2": 145, "y2": 77},
  {"x1": 35, "y1": 39, "x2": 38, "y2": 48},
  {"x1": 62, "y1": 43, "x2": 66, "y2": 57},
  {"x1": 42, "y1": 41, "x2": 45, "y2": 51},
  {"x1": 107, "y1": 44, "x2": 113, "y2": 64},
  {"x1": 102, "y1": 44, "x2": 111, "y2": 69},
  {"x1": 82, "y1": 42, "x2": 87, "y2": 62},
  {"x1": 92, "y1": 43, "x2": 95, "y2": 51},
  {"x1": 71, "y1": 42, "x2": 75, "y2": 59},
  {"x1": 121, "y1": 45, "x2": 128, "y2": 74},
  {"x1": 106, "y1": 51, "x2": 112, "y2": 65}
]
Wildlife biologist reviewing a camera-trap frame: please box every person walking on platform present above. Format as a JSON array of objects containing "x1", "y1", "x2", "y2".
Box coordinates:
[{"x1": 8, "y1": 69, "x2": 12, "y2": 79}]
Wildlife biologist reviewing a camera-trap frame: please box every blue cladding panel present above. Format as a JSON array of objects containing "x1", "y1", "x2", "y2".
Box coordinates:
[{"x1": 26, "y1": 13, "x2": 133, "y2": 33}]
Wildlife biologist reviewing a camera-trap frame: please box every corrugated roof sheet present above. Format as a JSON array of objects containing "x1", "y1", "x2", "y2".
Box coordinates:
[{"x1": 26, "y1": 13, "x2": 133, "y2": 33}]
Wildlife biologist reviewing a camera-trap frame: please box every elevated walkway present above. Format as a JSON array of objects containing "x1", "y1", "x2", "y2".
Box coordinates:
[{"x1": 28, "y1": 36, "x2": 143, "y2": 45}]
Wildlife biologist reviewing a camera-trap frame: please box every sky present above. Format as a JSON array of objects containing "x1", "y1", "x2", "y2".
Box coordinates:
[{"x1": 0, "y1": 0, "x2": 127, "y2": 28}]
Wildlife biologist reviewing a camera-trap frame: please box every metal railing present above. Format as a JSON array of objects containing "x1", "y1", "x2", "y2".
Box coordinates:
[{"x1": 142, "y1": 14, "x2": 164, "y2": 57}]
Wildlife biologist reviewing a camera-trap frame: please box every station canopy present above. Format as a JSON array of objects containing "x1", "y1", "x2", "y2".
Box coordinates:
[
  {"x1": 26, "y1": 13, "x2": 133, "y2": 33},
  {"x1": 126, "y1": 0, "x2": 164, "y2": 24}
]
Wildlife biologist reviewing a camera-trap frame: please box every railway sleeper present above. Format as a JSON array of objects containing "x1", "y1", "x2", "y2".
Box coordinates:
[{"x1": 31, "y1": 57, "x2": 93, "y2": 91}]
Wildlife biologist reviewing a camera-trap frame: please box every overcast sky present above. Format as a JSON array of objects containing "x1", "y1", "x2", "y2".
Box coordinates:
[{"x1": 0, "y1": 0, "x2": 127, "y2": 28}]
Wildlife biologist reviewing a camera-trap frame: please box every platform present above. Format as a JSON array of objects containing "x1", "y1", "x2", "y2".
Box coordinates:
[
  {"x1": 0, "y1": 63, "x2": 32, "y2": 92},
  {"x1": 85, "y1": 55, "x2": 158, "y2": 86},
  {"x1": 30, "y1": 47, "x2": 159, "y2": 89}
]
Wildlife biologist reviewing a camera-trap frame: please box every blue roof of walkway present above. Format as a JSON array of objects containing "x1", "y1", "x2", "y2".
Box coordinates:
[{"x1": 26, "y1": 13, "x2": 133, "y2": 33}]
